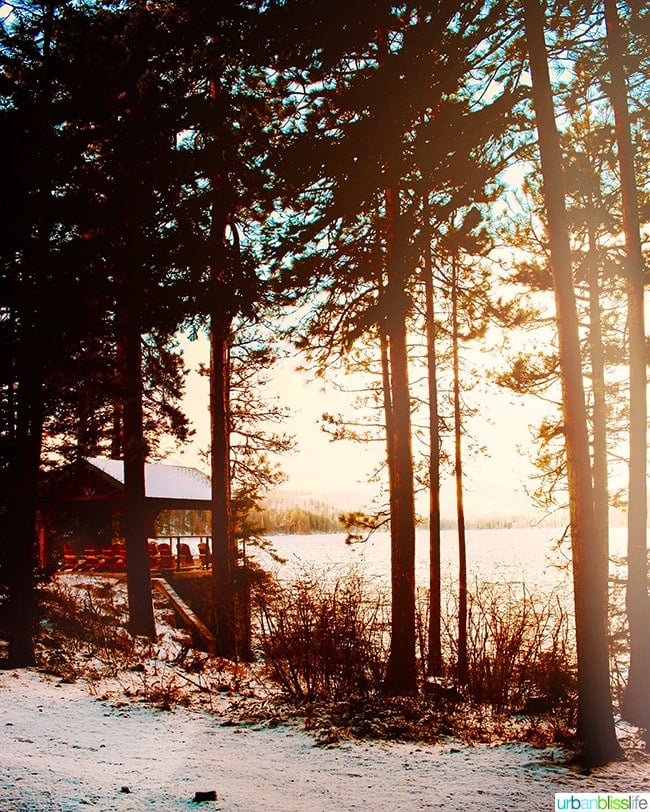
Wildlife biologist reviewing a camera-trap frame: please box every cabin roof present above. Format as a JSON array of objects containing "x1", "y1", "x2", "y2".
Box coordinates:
[
  {"x1": 43, "y1": 457, "x2": 212, "y2": 513},
  {"x1": 85, "y1": 457, "x2": 211, "y2": 502}
]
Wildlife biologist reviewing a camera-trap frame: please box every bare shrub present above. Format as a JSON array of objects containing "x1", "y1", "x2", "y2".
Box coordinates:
[
  {"x1": 422, "y1": 578, "x2": 576, "y2": 716},
  {"x1": 123, "y1": 661, "x2": 188, "y2": 710},
  {"x1": 254, "y1": 567, "x2": 389, "y2": 700},
  {"x1": 37, "y1": 577, "x2": 137, "y2": 680}
]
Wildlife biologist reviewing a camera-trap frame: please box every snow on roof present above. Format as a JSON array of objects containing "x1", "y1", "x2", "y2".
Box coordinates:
[{"x1": 86, "y1": 457, "x2": 211, "y2": 501}]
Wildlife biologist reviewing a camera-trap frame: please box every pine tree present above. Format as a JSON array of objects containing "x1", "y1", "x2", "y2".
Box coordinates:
[
  {"x1": 604, "y1": 0, "x2": 650, "y2": 731},
  {"x1": 1, "y1": 0, "x2": 63, "y2": 665},
  {"x1": 267, "y1": 1, "x2": 531, "y2": 694},
  {"x1": 167, "y1": 0, "x2": 288, "y2": 657},
  {"x1": 28, "y1": 0, "x2": 203, "y2": 638},
  {"x1": 59, "y1": 1, "x2": 196, "y2": 639},
  {"x1": 521, "y1": 0, "x2": 621, "y2": 766}
]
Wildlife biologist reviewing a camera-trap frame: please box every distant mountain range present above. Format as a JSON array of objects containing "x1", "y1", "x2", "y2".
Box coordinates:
[
  {"x1": 267, "y1": 489, "x2": 634, "y2": 530},
  {"x1": 267, "y1": 489, "x2": 550, "y2": 530},
  {"x1": 267, "y1": 489, "x2": 375, "y2": 513}
]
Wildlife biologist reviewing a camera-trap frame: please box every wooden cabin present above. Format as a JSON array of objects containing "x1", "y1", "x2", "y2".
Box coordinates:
[{"x1": 41, "y1": 457, "x2": 212, "y2": 572}]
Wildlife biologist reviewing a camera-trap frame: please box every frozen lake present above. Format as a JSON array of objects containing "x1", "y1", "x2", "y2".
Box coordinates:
[{"x1": 248, "y1": 525, "x2": 629, "y2": 594}]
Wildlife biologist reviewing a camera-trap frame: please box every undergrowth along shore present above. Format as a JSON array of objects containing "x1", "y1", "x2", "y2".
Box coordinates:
[{"x1": 21, "y1": 569, "x2": 638, "y2": 756}]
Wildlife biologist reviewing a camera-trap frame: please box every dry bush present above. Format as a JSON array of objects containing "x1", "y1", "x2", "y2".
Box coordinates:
[
  {"x1": 257, "y1": 565, "x2": 576, "y2": 728},
  {"x1": 37, "y1": 578, "x2": 137, "y2": 681},
  {"x1": 36, "y1": 570, "x2": 578, "y2": 743},
  {"x1": 436, "y1": 579, "x2": 576, "y2": 716},
  {"x1": 254, "y1": 567, "x2": 389, "y2": 701},
  {"x1": 121, "y1": 661, "x2": 188, "y2": 710}
]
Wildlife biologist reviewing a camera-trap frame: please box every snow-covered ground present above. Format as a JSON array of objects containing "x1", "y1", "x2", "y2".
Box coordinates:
[
  {"x1": 2, "y1": 574, "x2": 650, "y2": 811},
  {"x1": 2, "y1": 667, "x2": 650, "y2": 812}
]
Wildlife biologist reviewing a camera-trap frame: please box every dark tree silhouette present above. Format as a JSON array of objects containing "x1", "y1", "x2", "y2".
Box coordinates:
[
  {"x1": 267, "y1": 0, "x2": 530, "y2": 694},
  {"x1": 521, "y1": 0, "x2": 621, "y2": 766},
  {"x1": 1, "y1": 0, "x2": 58, "y2": 666},
  {"x1": 421, "y1": 196, "x2": 443, "y2": 677}
]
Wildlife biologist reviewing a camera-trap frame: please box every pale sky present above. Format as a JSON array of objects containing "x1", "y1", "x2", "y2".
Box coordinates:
[{"x1": 164, "y1": 331, "x2": 547, "y2": 520}]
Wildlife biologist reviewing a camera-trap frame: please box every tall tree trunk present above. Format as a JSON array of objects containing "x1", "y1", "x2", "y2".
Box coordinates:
[
  {"x1": 6, "y1": 338, "x2": 43, "y2": 667},
  {"x1": 586, "y1": 221, "x2": 610, "y2": 614},
  {"x1": 451, "y1": 254, "x2": 468, "y2": 685},
  {"x1": 423, "y1": 198, "x2": 442, "y2": 677},
  {"x1": 604, "y1": 0, "x2": 650, "y2": 729},
  {"x1": 5, "y1": 145, "x2": 47, "y2": 665},
  {"x1": 376, "y1": 17, "x2": 417, "y2": 694},
  {"x1": 207, "y1": 58, "x2": 239, "y2": 660},
  {"x1": 4, "y1": 0, "x2": 55, "y2": 667},
  {"x1": 209, "y1": 313, "x2": 237, "y2": 658},
  {"x1": 382, "y1": 182, "x2": 418, "y2": 696},
  {"x1": 110, "y1": 351, "x2": 123, "y2": 460},
  {"x1": 523, "y1": 0, "x2": 621, "y2": 767},
  {"x1": 380, "y1": 323, "x2": 396, "y2": 490},
  {"x1": 122, "y1": 279, "x2": 155, "y2": 640}
]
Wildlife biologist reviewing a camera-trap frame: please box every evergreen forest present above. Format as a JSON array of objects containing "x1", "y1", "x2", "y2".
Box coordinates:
[{"x1": 1, "y1": 0, "x2": 649, "y2": 768}]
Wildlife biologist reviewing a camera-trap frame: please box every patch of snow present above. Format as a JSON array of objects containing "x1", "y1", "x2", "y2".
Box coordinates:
[
  {"x1": 3, "y1": 575, "x2": 650, "y2": 811},
  {"x1": 2, "y1": 669, "x2": 650, "y2": 811}
]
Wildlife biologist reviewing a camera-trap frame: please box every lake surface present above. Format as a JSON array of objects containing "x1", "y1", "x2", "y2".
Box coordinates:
[{"x1": 249, "y1": 526, "x2": 630, "y2": 595}]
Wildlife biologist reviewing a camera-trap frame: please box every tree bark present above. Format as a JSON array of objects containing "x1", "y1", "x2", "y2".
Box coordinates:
[
  {"x1": 5, "y1": 337, "x2": 43, "y2": 667},
  {"x1": 209, "y1": 311, "x2": 238, "y2": 658},
  {"x1": 604, "y1": 0, "x2": 650, "y2": 729},
  {"x1": 586, "y1": 221, "x2": 610, "y2": 612},
  {"x1": 451, "y1": 254, "x2": 468, "y2": 685},
  {"x1": 382, "y1": 182, "x2": 418, "y2": 696},
  {"x1": 122, "y1": 280, "x2": 156, "y2": 640},
  {"x1": 380, "y1": 319, "x2": 396, "y2": 507},
  {"x1": 523, "y1": 0, "x2": 621, "y2": 766},
  {"x1": 207, "y1": 56, "x2": 239, "y2": 660},
  {"x1": 423, "y1": 197, "x2": 442, "y2": 677}
]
